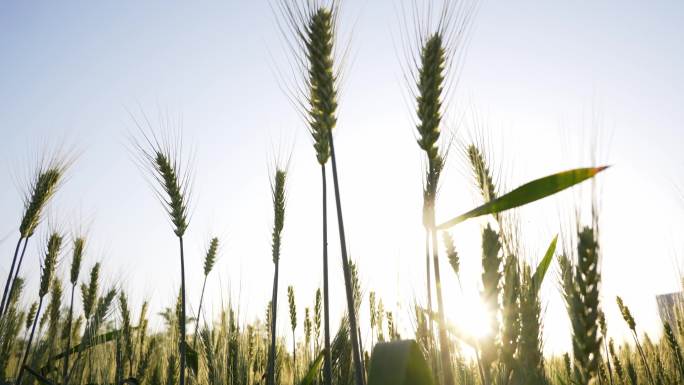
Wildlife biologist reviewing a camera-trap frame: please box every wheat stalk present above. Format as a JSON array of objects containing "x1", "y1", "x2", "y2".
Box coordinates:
[
  {"x1": 134, "y1": 124, "x2": 192, "y2": 385},
  {"x1": 1, "y1": 158, "x2": 68, "y2": 317},
  {"x1": 267, "y1": 168, "x2": 287, "y2": 385},
  {"x1": 15, "y1": 232, "x2": 62, "y2": 385},
  {"x1": 617, "y1": 296, "x2": 655, "y2": 385},
  {"x1": 193, "y1": 236, "x2": 219, "y2": 347},
  {"x1": 62, "y1": 236, "x2": 84, "y2": 385},
  {"x1": 287, "y1": 285, "x2": 297, "y2": 383}
]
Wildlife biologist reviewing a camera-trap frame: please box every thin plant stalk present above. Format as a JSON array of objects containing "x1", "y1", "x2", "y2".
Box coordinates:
[
  {"x1": 179, "y1": 237, "x2": 187, "y2": 385},
  {"x1": 63, "y1": 237, "x2": 83, "y2": 385},
  {"x1": 62, "y1": 282, "x2": 77, "y2": 383},
  {"x1": 193, "y1": 276, "x2": 208, "y2": 346},
  {"x1": 267, "y1": 261, "x2": 280, "y2": 385},
  {"x1": 431, "y1": 226, "x2": 453, "y2": 385},
  {"x1": 328, "y1": 133, "x2": 365, "y2": 385},
  {"x1": 267, "y1": 169, "x2": 286, "y2": 385},
  {"x1": 425, "y1": 229, "x2": 433, "y2": 337},
  {"x1": 16, "y1": 232, "x2": 61, "y2": 385},
  {"x1": 193, "y1": 237, "x2": 217, "y2": 347},
  {"x1": 321, "y1": 164, "x2": 333, "y2": 385},
  {"x1": 15, "y1": 297, "x2": 43, "y2": 385},
  {"x1": 0, "y1": 237, "x2": 26, "y2": 316}
]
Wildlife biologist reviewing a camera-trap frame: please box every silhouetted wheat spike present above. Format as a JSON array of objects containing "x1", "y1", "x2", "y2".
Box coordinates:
[
  {"x1": 120, "y1": 292, "x2": 134, "y2": 374},
  {"x1": 277, "y1": 1, "x2": 343, "y2": 383},
  {"x1": 442, "y1": 231, "x2": 460, "y2": 281},
  {"x1": 617, "y1": 296, "x2": 655, "y2": 385},
  {"x1": 193, "y1": 236, "x2": 219, "y2": 347},
  {"x1": 267, "y1": 168, "x2": 286, "y2": 385},
  {"x1": 137, "y1": 128, "x2": 191, "y2": 385},
  {"x1": 301, "y1": 6, "x2": 365, "y2": 384},
  {"x1": 516, "y1": 263, "x2": 545, "y2": 384},
  {"x1": 664, "y1": 322, "x2": 684, "y2": 379},
  {"x1": 480, "y1": 224, "x2": 502, "y2": 381},
  {"x1": 414, "y1": 25, "x2": 454, "y2": 384},
  {"x1": 1, "y1": 161, "x2": 65, "y2": 317},
  {"x1": 288, "y1": 285, "x2": 298, "y2": 383},
  {"x1": 15, "y1": 232, "x2": 62, "y2": 385},
  {"x1": 62, "y1": 236, "x2": 84, "y2": 385},
  {"x1": 608, "y1": 339, "x2": 624, "y2": 381},
  {"x1": 501, "y1": 253, "x2": 520, "y2": 377},
  {"x1": 0, "y1": 283, "x2": 23, "y2": 380},
  {"x1": 561, "y1": 226, "x2": 603, "y2": 385}
]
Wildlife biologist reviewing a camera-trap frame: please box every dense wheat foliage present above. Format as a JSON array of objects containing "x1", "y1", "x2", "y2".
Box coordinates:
[{"x1": 1, "y1": 2, "x2": 681, "y2": 385}]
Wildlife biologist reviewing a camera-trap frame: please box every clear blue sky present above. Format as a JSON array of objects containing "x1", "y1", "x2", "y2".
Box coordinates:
[{"x1": 1, "y1": 0, "x2": 683, "y2": 354}]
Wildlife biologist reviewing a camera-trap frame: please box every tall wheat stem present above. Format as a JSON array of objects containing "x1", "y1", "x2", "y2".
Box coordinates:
[
  {"x1": 179, "y1": 236, "x2": 187, "y2": 385},
  {"x1": 321, "y1": 164, "x2": 333, "y2": 385},
  {"x1": 0, "y1": 237, "x2": 28, "y2": 316},
  {"x1": 425, "y1": 229, "x2": 433, "y2": 336},
  {"x1": 14, "y1": 297, "x2": 43, "y2": 385},
  {"x1": 328, "y1": 133, "x2": 365, "y2": 385},
  {"x1": 431, "y1": 225, "x2": 453, "y2": 385},
  {"x1": 193, "y1": 275, "x2": 208, "y2": 347},
  {"x1": 63, "y1": 282, "x2": 77, "y2": 383}
]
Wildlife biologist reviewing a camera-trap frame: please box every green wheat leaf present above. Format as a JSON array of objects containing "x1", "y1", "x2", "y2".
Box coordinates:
[
  {"x1": 438, "y1": 166, "x2": 609, "y2": 230},
  {"x1": 533, "y1": 234, "x2": 558, "y2": 293},
  {"x1": 298, "y1": 349, "x2": 326, "y2": 385}
]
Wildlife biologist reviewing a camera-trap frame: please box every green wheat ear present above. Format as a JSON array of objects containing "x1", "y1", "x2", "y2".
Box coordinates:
[
  {"x1": 40, "y1": 233, "x2": 63, "y2": 298},
  {"x1": 616, "y1": 296, "x2": 636, "y2": 331},
  {"x1": 82, "y1": 262, "x2": 101, "y2": 319},
  {"x1": 442, "y1": 231, "x2": 459, "y2": 276},
  {"x1": 416, "y1": 33, "x2": 445, "y2": 162},
  {"x1": 271, "y1": 169, "x2": 287, "y2": 263},
  {"x1": 307, "y1": 7, "x2": 337, "y2": 165},
  {"x1": 70, "y1": 237, "x2": 85, "y2": 285},
  {"x1": 20, "y1": 165, "x2": 65, "y2": 238},
  {"x1": 7, "y1": 277, "x2": 24, "y2": 308},
  {"x1": 154, "y1": 151, "x2": 189, "y2": 237},
  {"x1": 288, "y1": 286, "x2": 297, "y2": 331},
  {"x1": 25, "y1": 302, "x2": 38, "y2": 331},
  {"x1": 204, "y1": 237, "x2": 219, "y2": 276},
  {"x1": 467, "y1": 144, "x2": 496, "y2": 203}
]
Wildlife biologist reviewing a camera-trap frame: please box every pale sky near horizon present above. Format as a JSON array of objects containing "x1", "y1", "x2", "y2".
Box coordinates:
[{"x1": 1, "y1": 0, "x2": 683, "y2": 356}]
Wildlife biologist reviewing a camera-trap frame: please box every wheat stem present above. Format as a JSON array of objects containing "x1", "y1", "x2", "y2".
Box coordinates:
[
  {"x1": 0, "y1": 237, "x2": 25, "y2": 316},
  {"x1": 329, "y1": 132, "x2": 366, "y2": 385}
]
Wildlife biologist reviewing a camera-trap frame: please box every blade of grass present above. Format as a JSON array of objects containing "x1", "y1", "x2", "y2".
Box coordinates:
[
  {"x1": 532, "y1": 234, "x2": 558, "y2": 293},
  {"x1": 437, "y1": 166, "x2": 609, "y2": 230}
]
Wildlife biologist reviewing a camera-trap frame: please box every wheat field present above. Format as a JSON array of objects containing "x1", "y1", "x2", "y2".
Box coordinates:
[{"x1": 1, "y1": 1, "x2": 683, "y2": 385}]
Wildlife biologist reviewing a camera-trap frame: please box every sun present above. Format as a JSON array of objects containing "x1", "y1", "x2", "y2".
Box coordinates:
[{"x1": 454, "y1": 294, "x2": 492, "y2": 341}]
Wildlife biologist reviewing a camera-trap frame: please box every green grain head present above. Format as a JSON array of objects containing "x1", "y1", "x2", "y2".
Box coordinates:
[
  {"x1": 516, "y1": 264, "x2": 544, "y2": 384},
  {"x1": 40, "y1": 232, "x2": 62, "y2": 298},
  {"x1": 204, "y1": 237, "x2": 219, "y2": 276},
  {"x1": 82, "y1": 262, "x2": 101, "y2": 319},
  {"x1": 20, "y1": 167, "x2": 63, "y2": 238},
  {"x1": 480, "y1": 224, "x2": 502, "y2": 373},
  {"x1": 7, "y1": 277, "x2": 24, "y2": 309},
  {"x1": 154, "y1": 151, "x2": 189, "y2": 237},
  {"x1": 416, "y1": 33, "x2": 445, "y2": 162},
  {"x1": 314, "y1": 288, "x2": 321, "y2": 341},
  {"x1": 304, "y1": 307, "x2": 312, "y2": 346},
  {"x1": 467, "y1": 144, "x2": 497, "y2": 203},
  {"x1": 70, "y1": 237, "x2": 85, "y2": 285},
  {"x1": 287, "y1": 285, "x2": 297, "y2": 332},
  {"x1": 616, "y1": 296, "x2": 636, "y2": 331},
  {"x1": 271, "y1": 169, "x2": 287, "y2": 263},
  {"x1": 25, "y1": 301, "x2": 38, "y2": 331},
  {"x1": 442, "y1": 231, "x2": 460, "y2": 276},
  {"x1": 501, "y1": 253, "x2": 521, "y2": 372},
  {"x1": 306, "y1": 7, "x2": 337, "y2": 165}
]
